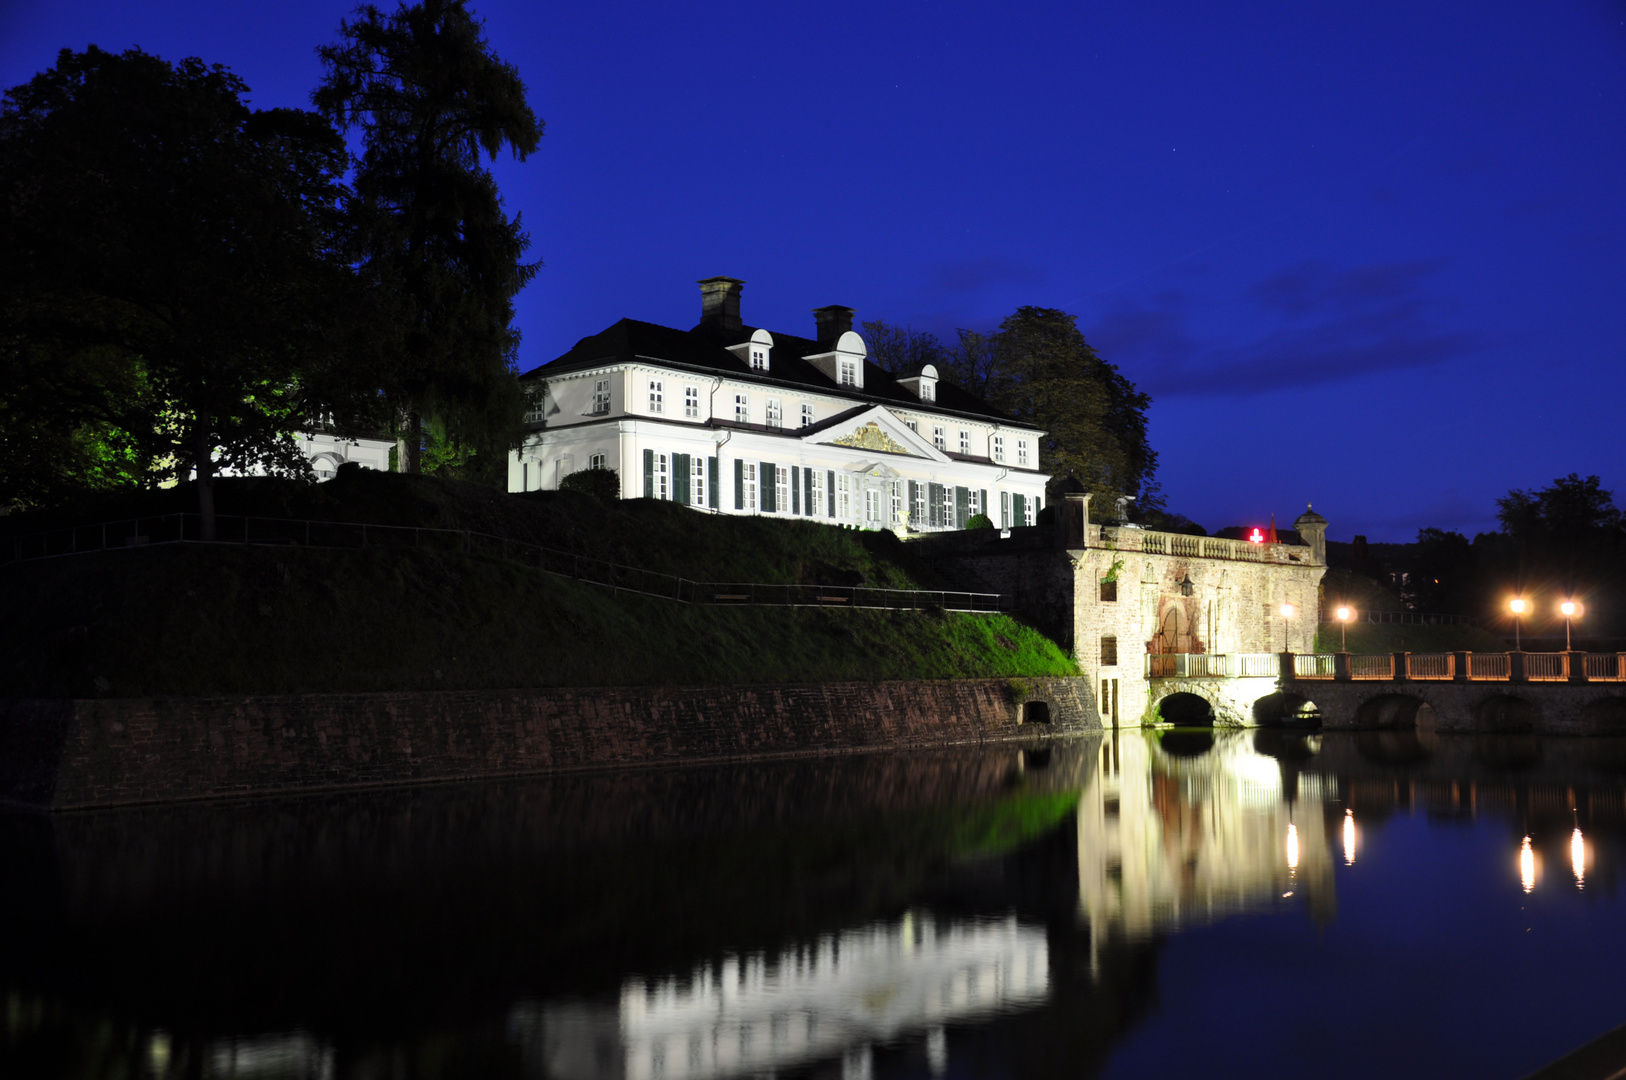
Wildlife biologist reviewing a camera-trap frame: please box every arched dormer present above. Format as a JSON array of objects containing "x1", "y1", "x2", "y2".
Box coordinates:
[
  {"x1": 807, "y1": 330, "x2": 867, "y2": 390},
  {"x1": 897, "y1": 363, "x2": 938, "y2": 402},
  {"x1": 726, "y1": 327, "x2": 775, "y2": 372}
]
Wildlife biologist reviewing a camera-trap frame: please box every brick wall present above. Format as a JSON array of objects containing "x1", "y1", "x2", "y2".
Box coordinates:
[{"x1": 0, "y1": 677, "x2": 1099, "y2": 810}]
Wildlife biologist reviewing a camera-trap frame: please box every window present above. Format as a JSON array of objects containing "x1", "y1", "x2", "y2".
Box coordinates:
[
  {"x1": 592, "y1": 379, "x2": 611, "y2": 415},
  {"x1": 1000, "y1": 490, "x2": 1010, "y2": 529},
  {"x1": 648, "y1": 380, "x2": 663, "y2": 414},
  {"x1": 808, "y1": 472, "x2": 824, "y2": 517},
  {"x1": 742, "y1": 462, "x2": 758, "y2": 511},
  {"x1": 1100, "y1": 578, "x2": 1117, "y2": 602},
  {"x1": 684, "y1": 386, "x2": 699, "y2": 419},
  {"x1": 991, "y1": 435, "x2": 1005, "y2": 462},
  {"x1": 775, "y1": 466, "x2": 789, "y2": 512},
  {"x1": 691, "y1": 456, "x2": 707, "y2": 506},
  {"x1": 933, "y1": 426, "x2": 946, "y2": 450},
  {"x1": 766, "y1": 398, "x2": 782, "y2": 429},
  {"x1": 969, "y1": 489, "x2": 982, "y2": 517},
  {"x1": 524, "y1": 389, "x2": 546, "y2": 423},
  {"x1": 839, "y1": 360, "x2": 857, "y2": 387},
  {"x1": 555, "y1": 455, "x2": 573, "y2": 489},
  {"x1": 1101, "y1": 635, "x2": 1119, "y2": 667},
  {"x1": 959, "y1": 430, "x2": 970, "y2": 455},
  {"x1": 650, "y1": 452, "x2": 669, "y2": 500},
  {"x1": 1017, "y1": 439, "x2": 1030, "y2": 467},
  {"x1": 1022, "y1": 497, "x2": 1035, "y2": 526},
  {"x1": 890, "y1": 481, "x2": 902, "y2": 525},
  {"x1": 940, "y1": 485, "x2": 954, "y2": 528},
  {"x1": 837, "y1": 474, "x2": 852, "y2": 518},
  {"x1": 589, "y1": 452, "x2": 606, "y2": 470},
  {"x1": 801, "y1": 403, "x2": 815, "y2": 428},
  {"x1": 750, "y1": 348, "x2": 767, "y2": 371},
  {"x1": 911, "y1": 482, "x2": 925, "y2": 525},
  {"x1": 905, "y1": 420, "x2": 918, "y2": 433},
  {"x1": 920, "y1": 382, "x2": 934, "y2": 401},
  {"x1": 734, "y1": 393, "x2": 749, "y2": 424}
]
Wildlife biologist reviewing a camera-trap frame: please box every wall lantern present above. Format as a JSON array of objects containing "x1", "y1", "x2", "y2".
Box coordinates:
[{"x1": 1178, "y1": 572, "x2": 1195, "y2": 596}]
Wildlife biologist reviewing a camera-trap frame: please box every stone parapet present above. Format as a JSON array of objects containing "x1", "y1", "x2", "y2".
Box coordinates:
[{"x1": 0, "y1": 677, "x2": 1100, "y2": 811}]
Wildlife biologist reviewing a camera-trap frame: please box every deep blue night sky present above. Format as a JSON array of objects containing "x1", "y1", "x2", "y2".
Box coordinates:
[{"x1": 4, "y1": 0, "x2": 1624, "y2": 540}]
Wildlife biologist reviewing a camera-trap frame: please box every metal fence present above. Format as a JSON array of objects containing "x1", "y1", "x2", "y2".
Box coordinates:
[{"x1": 3, "y1": 513, "x2": 1007, "y2": 613}]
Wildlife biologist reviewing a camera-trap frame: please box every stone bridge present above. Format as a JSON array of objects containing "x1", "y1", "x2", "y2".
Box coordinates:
[{"x1": 1147, "y1": 650, "x2": 1626, "y2": 735}]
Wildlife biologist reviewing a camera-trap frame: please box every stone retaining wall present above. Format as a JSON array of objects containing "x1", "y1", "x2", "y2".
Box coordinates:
[{"x1": 0, "y1": 676, "x2": 1099, "y2": 810}]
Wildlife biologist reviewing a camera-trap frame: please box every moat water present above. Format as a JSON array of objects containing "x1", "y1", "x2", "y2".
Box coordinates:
[{"x1": 4, "y1": 729, "x2": 1626, "y2": 1079}]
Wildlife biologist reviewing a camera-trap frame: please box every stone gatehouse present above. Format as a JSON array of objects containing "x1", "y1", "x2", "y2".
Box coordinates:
[{"x1": 913, "y1": 491, "x2": 1329, "y2": 726}]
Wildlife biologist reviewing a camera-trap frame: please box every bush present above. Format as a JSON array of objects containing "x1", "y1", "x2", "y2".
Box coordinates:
[
  {"x1": 966, "y1": 513, "x2": 995, "y2": 530},
  {"x1": 559, "y1": 467, "x2": 620, "y2": 500}
]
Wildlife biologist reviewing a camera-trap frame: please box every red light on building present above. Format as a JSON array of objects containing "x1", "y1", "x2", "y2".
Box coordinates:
[{"x1": 1248, "y1": 528, "x2": 1264, "y2": 544}]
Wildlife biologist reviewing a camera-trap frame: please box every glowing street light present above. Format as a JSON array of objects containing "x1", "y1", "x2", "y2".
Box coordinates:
[
  {"x1": 1572, "y1": 827, "x2": 1586, "y2": 889},
  {"x1": 1510, "y1": 597, "x2": 1527, "y2": 651},
  {"x1": 1343, "y1": 809, "x2": 1357, "y2": 866},
  {"x1": 1560, "y1": 599, "x2": 1579, "y2": 651},
  {"x1": 1280, "y1": 603, "x2": 1296, "y2": 653},
  {"x1": 1335, "y1": 605, "x2": 1353, "y2": 652},
  {"x1": 1520, "y1": 835, "x2": 1536, "y2": 893}
]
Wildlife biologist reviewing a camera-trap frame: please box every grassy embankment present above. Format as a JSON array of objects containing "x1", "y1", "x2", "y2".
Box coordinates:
[{"x1": 2, "y1": 469, "x2": 1077, "y2": 698}]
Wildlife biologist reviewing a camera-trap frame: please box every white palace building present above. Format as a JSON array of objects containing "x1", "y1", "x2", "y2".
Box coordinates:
[{"x1": 509, "y1": 278, "x2": 1050, "y2": 532}]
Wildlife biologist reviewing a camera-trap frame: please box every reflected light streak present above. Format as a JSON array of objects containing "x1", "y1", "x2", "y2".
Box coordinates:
[
  {"x1": 1520, "y1": 836, "x2": 1536, "y2": 893},
  {"x1": 1342, "y1": 810, "x2": 1356, "y2": 866},
  {"x1": 1286, "y1": 823, "x2": 1299, "y2": 871},
  {"x1": 1572, "y1": 828, "x2": 1586, "y2": 889}
]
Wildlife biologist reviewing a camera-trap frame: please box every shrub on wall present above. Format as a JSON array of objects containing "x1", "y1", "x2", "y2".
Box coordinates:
[
  {"x1": 560, "y1": 467, "x2": 620, "y2": 499},
  {"x1": 966, "y1": 514, "x2": 995, "y2": 530}
]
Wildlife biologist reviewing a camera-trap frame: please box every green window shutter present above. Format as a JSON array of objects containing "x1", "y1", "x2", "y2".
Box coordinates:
[
  {"x1": 927, "y1": 483, "x2": 941, "y2": 527},
  {"x1": 980, "y1": 489, "x2": 989, "y2": 520},
  {"x1": 791, "y1": 466, "x2": 800, "y2": 514},
  {"x1": 827, "y1": 470, "x2": 835, "y2": 518},
  {"x1": 1013, "y1": 493, "x2": 1026, "y2": 526},
  {"x1": 955, "y1": 486, "x2": 969, "y2": 529},
  {"x1": 734, "y1": 459, "x2": 744, "y2": 510},
  {"x1": 644, "y1": 449, "x2": 654, "y2": 498},
  {"x1": 908, "y1": 481, "x2": 918, "y2": 526},
  {"x1": 761, "y1": 461, "x2": 775, "y2": 512},
  {"x1": 673, "y1": 453, "x2": 690, "y2": 505},
  {"x1": 708, "y1": 457, "x2": 719, "y2": 508},
  {"x1": 803, "y1": 468, "x2": 814, "y2": 515}
]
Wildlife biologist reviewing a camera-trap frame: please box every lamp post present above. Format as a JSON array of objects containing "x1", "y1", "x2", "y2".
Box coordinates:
[
  {"x1": 1510, "y1": 597, "x2": 1527, "y2": 651},
  {"x1": 1561, "y1": 599, "x2": 1578, "y2": 651},
  {"x1": 1336, "y1": 605, "x2": 1353, "y2": 652},
  {"x1": 1280, "y1": 603, "x2": 1296, "y2": 653}
]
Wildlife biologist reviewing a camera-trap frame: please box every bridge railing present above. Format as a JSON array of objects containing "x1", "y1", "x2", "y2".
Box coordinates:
[{"x1": 1148, "y1": 648, "x2": 1626, "y2": 684}]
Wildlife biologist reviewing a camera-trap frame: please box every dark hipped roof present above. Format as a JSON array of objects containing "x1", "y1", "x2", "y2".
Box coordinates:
[{"x1": 519, "y1": 318, "x2": 1036, "y2": 431}]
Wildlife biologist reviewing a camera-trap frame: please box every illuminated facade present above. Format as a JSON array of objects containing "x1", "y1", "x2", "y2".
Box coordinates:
[{"x1": 509, "y1": 278, "x2": 1049, "y2": 532}]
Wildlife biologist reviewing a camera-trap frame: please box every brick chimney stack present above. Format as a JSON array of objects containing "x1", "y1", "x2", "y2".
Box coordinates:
[
  {"x1": 813, "y1": 305, "x2": 855, "y2": 348},
  {"x1": 697, "y1": 277, "x2": 745, "y2": 336}
]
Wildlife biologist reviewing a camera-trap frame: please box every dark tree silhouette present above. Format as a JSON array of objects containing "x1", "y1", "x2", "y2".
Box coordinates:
[{"x1": 315, "y1": 0, "x2": 542, "y2": 477}]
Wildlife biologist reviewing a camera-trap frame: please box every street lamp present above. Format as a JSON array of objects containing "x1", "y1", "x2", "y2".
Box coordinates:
[
  {"x1": 1561, "y1": 599, "x2": 1578, "y2": 651},
  {"x1": 1280, "y1": 603, "x2": 1296, "y2": 653},
  {"x1": 1335, "y1": 605, "x2": 1353, "y2": 652},
  {"x1": 1510, "y1": 597, "x2": 1527, "y2": 651}
]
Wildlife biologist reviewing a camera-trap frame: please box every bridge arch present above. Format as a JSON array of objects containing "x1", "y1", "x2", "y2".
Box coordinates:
[
  {"x1": 1156, "y1": 691, "x2": 1216, "y2": 727},
  {"x1": 1579, "y1": 697, "x2": 1626, "y2": 734},
  {"x1": 1252, "y1": 691, "x2": 1321, "y2": 729},
  {"x1": 1352, "y1": 693, "x2": 1436, "y2": 731},
  {"x1": 1471, "y1": 694, "x2": 1541, "y2": 734}
]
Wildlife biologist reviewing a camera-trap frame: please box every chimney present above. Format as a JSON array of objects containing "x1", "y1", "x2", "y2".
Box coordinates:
[
  {"x1": 813, "y1": 305, "x2": 855, "y2": 348},
  {"x1": 697, "y1": 277, "x2": 745, "y2": 336}
]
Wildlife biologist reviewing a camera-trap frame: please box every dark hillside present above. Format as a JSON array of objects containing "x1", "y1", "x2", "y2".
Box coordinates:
[{"x1": 2, "y1": 471, "x2": 1077, "y2": 697}]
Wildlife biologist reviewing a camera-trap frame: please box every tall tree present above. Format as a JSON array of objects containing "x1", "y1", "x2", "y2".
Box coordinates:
[
  {"x1": 0, "y1": 47, "x2": 358, "y2": 530},
  {"x1": 315, "y1": 0, "x2": 542, "y2": 476},
  {"x1": 987, "y1": 307, "x2": 1156, "y2": 507}
]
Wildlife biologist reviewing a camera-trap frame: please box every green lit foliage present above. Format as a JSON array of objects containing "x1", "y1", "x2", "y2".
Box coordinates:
[
  {"x1": 0, "y1": 47, "x2": 360, "y2": 523},
  {"x1": 966, "y1": 513, "x2": 995, "y2": 530},
  {"x1": 559, "y1": 467, "x2": 621, "y2": 500}
]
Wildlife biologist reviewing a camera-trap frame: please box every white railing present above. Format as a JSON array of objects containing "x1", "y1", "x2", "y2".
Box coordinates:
[
  {"x1": 1098, "y1": 526, "x2": 1312, "y2": 565},
  {"x1": 1293, "y1": 654, "x2": 1336, "y2": 679},
  {"x1": 1234, "y1": 653, "x2": 1280, "y2": 678},
  {"x1": 1585, "y1": 654, "x2": 1625, "y2": 681},
  {"x1": 1350, "y1": 654, "x2": 1394, "y2": 680},
  {"x1": 1526, "y1": 653, "x2": 1569, "y2": 682},
  {"x1": 1408, "y1": 653, "x2": 1455, "y2": 680},
  {"x1": 1146, "y1": 653, "x2": 1230, "y2": 678},
  {"x1": 1468, "y1": 653, "x2": 1509, "y2": 680}
]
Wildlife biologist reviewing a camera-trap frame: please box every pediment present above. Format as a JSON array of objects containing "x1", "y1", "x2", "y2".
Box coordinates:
[{"x1": 809, "y1": 407, "x2": 945, "y2": 461}]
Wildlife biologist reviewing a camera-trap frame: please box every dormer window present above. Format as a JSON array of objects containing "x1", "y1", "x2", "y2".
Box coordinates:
[
  {"x1": 898, "y1": 363, "x2": 939, "y2": 402},
  {"x1": 727, "y1": 328, "x2": 775, "y2": 373},
  {"x1": 921, "y1": 382, "x2": 934, "y2": 401},
  {"x1": 839, "y1": 359, "x2": 857, "y2": 387}
]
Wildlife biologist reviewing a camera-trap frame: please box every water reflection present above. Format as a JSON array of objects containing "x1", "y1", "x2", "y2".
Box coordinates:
[
  {"x1": 1078, "y1": 730, "x2": 1337, "y2": 950},
  {"x1": 6, "y1": 732, "x2": 1626, "y2": 1078},
  {"x1": 518, "y1": 914, "x2": 1047, "y2": 1080}
]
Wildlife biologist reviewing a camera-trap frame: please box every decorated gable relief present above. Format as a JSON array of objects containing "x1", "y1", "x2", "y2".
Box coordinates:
[{"x1": 829, "y1": 421, "x2": 910, "y2": 455}]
